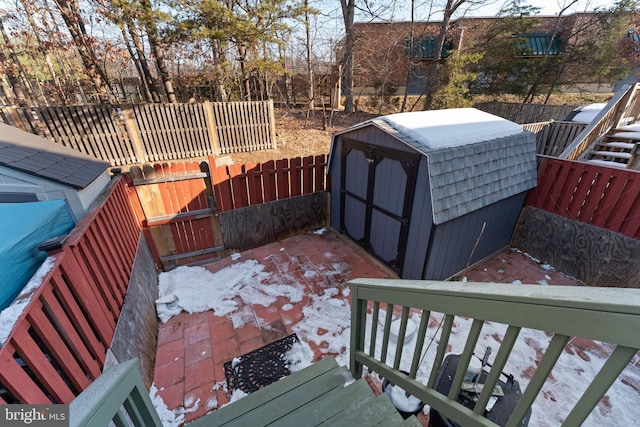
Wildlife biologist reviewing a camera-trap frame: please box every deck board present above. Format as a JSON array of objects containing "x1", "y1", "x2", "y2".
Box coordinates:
[
  {"x1": 269, "y1": 378, "x2": 375, "y2": 426},
  {"x1": 188, "y1": 356, "x2": 416, "y2": 426},
  {"x1": 320, "y1": 393, "x2": 404, "y2": 426}
]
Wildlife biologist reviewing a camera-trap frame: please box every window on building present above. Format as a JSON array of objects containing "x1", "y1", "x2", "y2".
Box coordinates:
[
  {"x1": 513, "y1": 33, "x2": 563, "y2": 56},
  {"x1": 404, "y1": 37, "x2": 453, "y2": 60}
]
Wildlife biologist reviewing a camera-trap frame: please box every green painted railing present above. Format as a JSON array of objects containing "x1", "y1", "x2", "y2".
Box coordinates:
[
  {"x1": 70, "y1": 359, "x2": 162, "y2": 427},
  {"x1": 349, "y1": 279, "x2": 640, "y2": 427}
]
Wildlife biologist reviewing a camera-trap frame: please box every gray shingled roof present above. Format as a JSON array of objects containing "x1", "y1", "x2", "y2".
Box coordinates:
[
  {"x1": 332, "y1": 109, "x2": 537, "y2": 225},
  {"x1": 0, "y1": 123, "x2": 109, "y2": 189}
]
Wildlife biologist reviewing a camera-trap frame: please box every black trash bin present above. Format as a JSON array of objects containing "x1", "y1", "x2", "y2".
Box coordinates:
[{"x1": 429, "y1": 354, "x2": 531, "y2": 427}]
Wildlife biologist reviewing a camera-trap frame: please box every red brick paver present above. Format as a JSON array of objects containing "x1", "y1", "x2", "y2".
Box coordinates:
[{"x1": 152, "y1": 230, "x2": 602, "y2": 425}]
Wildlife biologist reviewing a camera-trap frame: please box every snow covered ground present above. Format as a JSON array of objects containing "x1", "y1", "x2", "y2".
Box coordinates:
[{"x1": 150, "y1": 235, "x2": 639, "y2": 426}]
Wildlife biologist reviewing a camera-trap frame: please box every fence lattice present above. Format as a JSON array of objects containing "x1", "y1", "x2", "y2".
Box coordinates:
[{"x1": 0, "y1": 101, "x2": 277, "y2": 166}]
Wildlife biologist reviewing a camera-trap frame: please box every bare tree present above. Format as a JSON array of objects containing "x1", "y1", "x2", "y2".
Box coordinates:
[
  {"x1": 339, "y1": 0, "x2": 355, "y2": 112},
  {"x1": 305, "y1": 0, "x2": 315, "y2": 111},
  {"x1": 137, "y1": 0, "x2": 177, "y2": 103},
  {"x1": 51, "y1": 0, "x2": 112, "y2": 102},
  {"x1": 0, "y1": 19, "x2": 31, "y2": 105}
]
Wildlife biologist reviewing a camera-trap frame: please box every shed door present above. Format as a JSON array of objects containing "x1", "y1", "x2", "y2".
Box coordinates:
[{"x1": 340, "y1": 138, "x2": 420, "y2": 275}]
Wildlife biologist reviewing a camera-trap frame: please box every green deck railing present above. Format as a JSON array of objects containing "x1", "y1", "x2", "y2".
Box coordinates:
[
  {"x1": 349, "y1": 279, "x2": 640, "y2": 427},
  {"x1": 70, "y1": 359, "x2": 162, "y2": 427}
]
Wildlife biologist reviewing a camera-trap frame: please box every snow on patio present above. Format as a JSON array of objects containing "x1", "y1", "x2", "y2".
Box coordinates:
[{"x1": 149, "y1": 229, "x2": 640, "y2": 426}]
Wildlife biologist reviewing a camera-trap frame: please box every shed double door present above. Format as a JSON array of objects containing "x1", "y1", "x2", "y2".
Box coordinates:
[{"x1": 339, "y1": 139, "x2": 419, "y2": 275}]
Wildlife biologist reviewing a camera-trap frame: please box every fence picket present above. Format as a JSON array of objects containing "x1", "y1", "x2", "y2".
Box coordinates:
[
  {"x1": 12, "y1": 322, "x2": 77, "y2": 402},
  {"x1": 230, "y1": 164, "x2": 248, "y2": 208},
  {"x1": 314, "y1": 155, "x2": 325, "y2": 191},
  {"x1": 246, "y1": 163, "x2": 263, "y2": 205},
  {"x1": 27, "y1": 307, "x2": 91, "y2": 391},
  {"x1": 302, "y1": 156, "x2": 314, "y2": 194},
  {"x1": 527, "y1": 158, "x2": 640, "y2": 239},
  {"x1": 290, "y1": 157, "x2": 302, "y2": 197},
  {"x1": 276, "y1": 159, "x2": 290, "y2": 199},
  {"x1": 0, "y1": 345, "x2": 51, "y2": 403},
  {"x1": 263, "y1": 160, "x2": 277, "y2": 202}
]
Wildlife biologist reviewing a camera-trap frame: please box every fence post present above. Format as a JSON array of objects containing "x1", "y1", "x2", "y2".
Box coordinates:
[
  {"x1": 1, "y1": 106, "x2": 27, "y2": 131},
  {"x1": 268, "y1": 99, "x2": 277, "y2": 149},
  {"x1": 203, "y1": 101, "x2": 221, "y2": 155},
  {"x1": 120, "y1": 104, "x2": 147, "y2": 164}
]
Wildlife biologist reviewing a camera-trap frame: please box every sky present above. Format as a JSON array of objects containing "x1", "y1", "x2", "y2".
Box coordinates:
[
  {"x1": 370, "y1": 0, "x2": 620, "y2": 22},
  {"x1": 464, "y1": 0, "x2": 617, "y2": 17},
  {"x1": 150, "y1": 235, "x2": 640, "y2": 427}
]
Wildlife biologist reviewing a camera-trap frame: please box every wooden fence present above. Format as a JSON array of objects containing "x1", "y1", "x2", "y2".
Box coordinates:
[
  {"x1": 0, "y1": 177, "x2": 140, "y2": 403},
  {"x1": 0, "y1": 101, "x2": 277, "y2": 166},
  {"x1": 526, "y1": 157, "x2": 640, "y2": 239},
  {"x1": 522, "y1": 121, "x2": 588, "y2": 157},
  {"x1": 474, "y1": 101, "x2": 578, "y2": 124},
  {"x1": 126, "y1": 161, "x2": 224, "y2": 270},
  {"x1": 210, "y1": 155, "x2": 327, "y2": 212},
  {"x1": 126, "y1": 155, "x2": 328, "y2": 270}
]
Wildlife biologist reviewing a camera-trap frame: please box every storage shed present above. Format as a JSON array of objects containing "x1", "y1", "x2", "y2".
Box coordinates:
[{"x1": 327, "y1": 108, "x2": 537, "y2": 280}]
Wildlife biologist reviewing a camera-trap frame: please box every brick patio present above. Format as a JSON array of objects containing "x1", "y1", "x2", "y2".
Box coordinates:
[{"x1": 152, "y1": 229, "x2": 591, "y2": 425}]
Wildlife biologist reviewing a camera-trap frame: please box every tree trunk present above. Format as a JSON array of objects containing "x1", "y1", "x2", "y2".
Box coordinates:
[
  {"x1": 401, "y1": 0, "x2": 416, "y2": 112},
  {"x1": 340, "y1": 0, "x2": 355, "y2": 113},
  {"x1": 126, "y1": 19, "x2": 161, "y2": 102},
  {"x1": 423, "y1": 0, "x2": 456, "y2": 110},
  {"x1": 238, "y1": 44, "x2": 251, "y2": 101},
  {"x1": 0, "y1": 19, "x2": 32, "y2": 106},
  {"x1": 21, "y1": 0, "x2": 64, "y2": 104},
  {"x1": 139, "y1": 0, "x2": 176, "y2": 103},
  {"x1": 43, "y1": 0, "x2": 87, "y2": 104},
  {"x1": 305, "y1": 0, "x2": 314, "y2": 111},
  {"x1": 51, "y1": 0, "x2": 111, "y2": 103},
  {"x1": 121, "y1": 26, "x2": 152, "y2": 102},
  {"x1": 212, "y1": 38, "x2": 228, "y2": 101}
]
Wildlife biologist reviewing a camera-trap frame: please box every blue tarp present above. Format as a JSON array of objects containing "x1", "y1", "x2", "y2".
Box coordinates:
[{"x1": 0, "y1": 200, "x2": 75, "y2": 311}]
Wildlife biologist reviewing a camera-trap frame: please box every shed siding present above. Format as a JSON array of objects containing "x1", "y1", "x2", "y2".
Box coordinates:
[
  {"x1": 341, "y1": 127, "x2": 416, "y2": 153},
  {"x1": 402, "y1": 157, "x2": 433, "y2": 279},
  {"x1": 423, "y1": 192, "x2": 527, "y2": 280}
]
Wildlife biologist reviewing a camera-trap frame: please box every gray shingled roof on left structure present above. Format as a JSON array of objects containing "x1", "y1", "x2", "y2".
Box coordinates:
[{"x1": 0, "y1": 123, "x2": 109, "y2": 189}]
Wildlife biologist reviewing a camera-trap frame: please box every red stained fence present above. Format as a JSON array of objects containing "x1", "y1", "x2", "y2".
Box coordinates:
[
  {"x1": 127, "y1": 161, "x2": 224, "y2": 270},
  {"x1": 210, "y1": 155, "x2": 327, "y2": 212},
  {"x1": 526, "y1": 158, "x2": 640, "y2": 239},
  {"x1": 126, "y1": 155, "x2": 328, "y2": 269},
  {"x1": 0, "y1": 177, "x2": 140, "y2": 403}
]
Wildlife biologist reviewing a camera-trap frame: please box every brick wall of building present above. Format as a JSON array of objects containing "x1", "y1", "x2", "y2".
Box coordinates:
[{"x1": 348, "y1": 12, "x2": 634, "y2": 96}]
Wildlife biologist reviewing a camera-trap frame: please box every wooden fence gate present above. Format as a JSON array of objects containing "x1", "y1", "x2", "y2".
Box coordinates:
[
  {"x1": 127, "y1": 162, "x2": 225, "y2": 270},
  {"x1": 126, "y1": 155, "x2": 328, "y2": 271}
]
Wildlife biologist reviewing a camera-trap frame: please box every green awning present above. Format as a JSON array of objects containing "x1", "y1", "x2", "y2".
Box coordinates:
[
  {"x1": 405, "y1": 37, "x2": 453, "y2": 59},
  {"x1": 514, "y1": 33, "x2": 562, "y2": 56}
]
